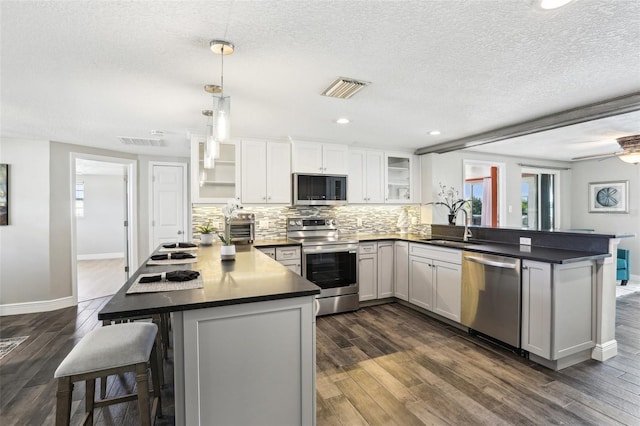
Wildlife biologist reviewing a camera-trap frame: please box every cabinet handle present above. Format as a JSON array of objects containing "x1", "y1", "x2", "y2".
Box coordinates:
[{"x1": 268, "y1": 196, "x2": 271, "y2": 200}]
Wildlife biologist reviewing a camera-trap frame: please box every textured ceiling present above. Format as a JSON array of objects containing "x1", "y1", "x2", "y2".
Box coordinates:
[{"x1": 1, "y1": 1, "x2": 639, "y2": 161}]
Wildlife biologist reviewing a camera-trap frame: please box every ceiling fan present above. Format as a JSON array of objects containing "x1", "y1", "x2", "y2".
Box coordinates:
[{"x1": 572, "y1": 135, "x2": 640, "y2": 163}]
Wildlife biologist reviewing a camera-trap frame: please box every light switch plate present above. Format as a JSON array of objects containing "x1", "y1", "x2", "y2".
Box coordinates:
[
  {"x1": 356, "y1": 218, "x2": 363, "y2": 227},
  {"x1": 519, "y1": 237, "x2": 532, "y2": 246}
]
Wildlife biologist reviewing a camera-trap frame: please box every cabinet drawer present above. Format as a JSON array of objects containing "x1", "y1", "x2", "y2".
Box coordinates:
[
  {"x1": 359, "y1": 242, "x2": 377, "y2": 254},
  {"x1": 258, "y1": 247, "x2": 276, "y2": 259},
  {"x1": 409, "y1": 243, "x2": 461, "y2": 264},
  {"x1": 276, "y1": 246, "x2": 300, "y2": 260}
]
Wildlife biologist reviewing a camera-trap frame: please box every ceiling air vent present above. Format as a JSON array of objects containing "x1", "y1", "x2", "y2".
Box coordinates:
[
  {"x1": 118, "y1": 137, "x2": 165, "y2": 147},
  {"x1": 321, "y1": 77, "x2": 370, "y2": 99}
]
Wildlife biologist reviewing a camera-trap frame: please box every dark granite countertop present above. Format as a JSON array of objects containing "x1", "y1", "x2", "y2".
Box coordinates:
[
  {"x1": 253, "y1": 238, "x2": 301, "y2": 247},
  {"x1": 344, "y1": 233, "x2": 610, "y2": 264},
  {"x1": 98, "y1": 244, "x2": 320, "y2": 321}
]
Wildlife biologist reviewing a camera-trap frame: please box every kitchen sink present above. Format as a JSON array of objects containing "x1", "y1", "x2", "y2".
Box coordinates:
[{"x1": 421, "y1": 239, "x2": 476, "y2": 248}]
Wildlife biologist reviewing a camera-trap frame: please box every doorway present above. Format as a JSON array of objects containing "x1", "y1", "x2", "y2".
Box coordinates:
[
  {"x1": 71, "y1": 154, "x2": 137, "y2": 303},
  {"x1": 463, "y1": 160, "x2": 505, "y2": 227},
  {"x1": 521, "y1": 167, "x2": 559, "y2": 230}
]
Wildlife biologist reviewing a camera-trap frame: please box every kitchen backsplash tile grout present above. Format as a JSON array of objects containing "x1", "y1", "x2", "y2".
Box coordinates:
[{"x1": 192, "y1": 205, "x2": 428, "y2": 240}]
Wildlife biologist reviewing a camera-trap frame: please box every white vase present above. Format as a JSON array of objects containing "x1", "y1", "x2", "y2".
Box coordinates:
[
  {"x1": 200, "y1": 233, "x2": 214, "y2": 246},
  {"x1": 220, "y1": 244, "x2": 236, "y2": 261}
]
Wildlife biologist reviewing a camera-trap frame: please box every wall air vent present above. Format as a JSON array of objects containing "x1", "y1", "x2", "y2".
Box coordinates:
[
  {"x1": 321, "y1": 77, "x2": 370, "y2": 99},
  {"x1": 118, "y1": 137, "x2": 165, "y2": 147}
]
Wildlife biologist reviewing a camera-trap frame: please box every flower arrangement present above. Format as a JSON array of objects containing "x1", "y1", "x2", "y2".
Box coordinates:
[
  {"x1": 427, "y1": 182, "x2": 469, "y2": 224},
  {"x1": 218, "y1": 199, "x2": 242, "y2": 245}
]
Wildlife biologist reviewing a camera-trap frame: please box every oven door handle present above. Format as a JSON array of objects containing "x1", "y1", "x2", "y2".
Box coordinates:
[{"x1": 303, "y1": 247, "x2": 357, "y2": 255}]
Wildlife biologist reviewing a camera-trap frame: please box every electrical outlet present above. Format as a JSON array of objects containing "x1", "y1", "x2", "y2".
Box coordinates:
[
  {"x1": 356, "y1": 218, "x2": 363, "y2": 227},
  {"x1": 508, "y1": 205, "x2": 513, "y2": 213},
  {"x1": 213, "y1": 221, "x2": 221, "y2": 230},
  {"x1": 411, "y1": 216, "x2": 418, "y2": 225},
  {"x1": 259, "y1": 220, "x2": 269, "y2": 230},
  {"x1": 519, "y1": 237, "x2": 531, "y2": 246}
]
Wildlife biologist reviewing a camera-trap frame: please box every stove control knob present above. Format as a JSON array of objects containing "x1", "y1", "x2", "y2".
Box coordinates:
[
  {"x1": 296, "y1": 220, "x2": 303, "y2": 226},
  {"x1": 328, "y1": 219, "x2": 336, "y2": 226}
]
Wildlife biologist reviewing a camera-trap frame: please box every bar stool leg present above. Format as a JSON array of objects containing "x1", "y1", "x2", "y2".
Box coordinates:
[
  {"x1": 149, "y1": 343, "x2": 163, "y2": 418},
  {"x1": 135, "y1": 363, "x2": 151, "y2": 426},
  {"x1": 85, "y1": 378, "x2": 96, "y2": 424},
  {"x1": 55, "y1": 377, "x2": 73, "y2": 426}
]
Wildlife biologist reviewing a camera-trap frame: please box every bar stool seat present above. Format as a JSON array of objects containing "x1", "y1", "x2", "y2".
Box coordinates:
[{"x1": 54, "y1": 322, "x2": 161, "y2": 425}]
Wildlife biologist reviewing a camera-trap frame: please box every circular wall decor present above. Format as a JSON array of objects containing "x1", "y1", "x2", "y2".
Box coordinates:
[{"x1": 596, "y1": 187, "x2": 619, "y2": 207}]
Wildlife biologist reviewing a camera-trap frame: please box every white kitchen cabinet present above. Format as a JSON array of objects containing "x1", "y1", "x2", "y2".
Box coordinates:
[
  {"x1": 257, "y1": 246, "x2": 301, "y2": 276},
  {"x1": 385, "y1": 152, "x2": 414, "y2": 203},
  {"x1": 522, "y1": 259, "x2": 596, "y2": 366},
  {"x1": 190, "y1": 135, "x2": 240, "y2": 204},
  {"x1": 348, "y1": 150, "x2": 384, "y2": 203},
  {"x1": 394, "y1": 241, "x2": 409, "y2": 301},
  {"x1": 408, "y1": 243, "x2": 462, "y2": 322},
  {"x1": 291, "y1": 141, "x2": 348, "y2": 175},
  {"x1": 358, "y1": 242, "x2": 378, "y2": 302},
  {"x1": 241, "y1": 140, "x2": 290, "y2": 204},
  {"x1": 377, "y1": 242, "x2": 394, "y2": 298},
  {"x1": 175, "y1": 296, "x2": 316, "y2": 425}
]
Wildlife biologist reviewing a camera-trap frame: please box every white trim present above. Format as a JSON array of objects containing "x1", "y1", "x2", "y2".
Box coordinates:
[
  {"x1": 70, "y1": 153, "x2": 138, "y2": 305},
  {"x1": 591, "y1": 339, "x2": 618, "y2": 361},
  {"x1": 0, "y1": 296, "x2": 75, "y2": 316},
  {"x1": 77, "y1": 252, "x2": 125, "y2": 261},
  {"x1": 148, "y1": 161, "x2": 189, "y2": 255}
]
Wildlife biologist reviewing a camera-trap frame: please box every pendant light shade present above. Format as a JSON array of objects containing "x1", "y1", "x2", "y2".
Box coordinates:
[{"x1": 210, "y1": 95, "x2": 231, "y2": 144}]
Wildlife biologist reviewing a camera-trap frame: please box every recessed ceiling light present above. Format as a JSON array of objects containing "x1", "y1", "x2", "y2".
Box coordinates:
[
  {"x1": 336, "y1": 118, "x2": 350, "y2": 124},
  {"x1": 429, "y1": 130, "x2": 441, "y2": 136},
  {"x1": 531, "y1": 0, "x2": 575, "y2": 10}
]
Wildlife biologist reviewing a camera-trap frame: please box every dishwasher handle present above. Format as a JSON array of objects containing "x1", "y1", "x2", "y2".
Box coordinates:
[{"x1": 464, "y1": 255, "x2": 518, "y2": 269}]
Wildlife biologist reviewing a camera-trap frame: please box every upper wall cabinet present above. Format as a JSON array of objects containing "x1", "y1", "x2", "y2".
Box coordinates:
[
  {"x1": 190, "y1": 136, "x2": 240, "y2": 204},
  {"x1": 291, "y1": 141, "x2": 348, "y2": 175},
  {"x1": 385, "y1": 152, "x2": 419, "y2": 204},
  {"x1": 348, "y1": 149, "x2": 384, "y2": 203},
  {"x1": 241, "y1": 140, "x2": 291, "y2": 204}
]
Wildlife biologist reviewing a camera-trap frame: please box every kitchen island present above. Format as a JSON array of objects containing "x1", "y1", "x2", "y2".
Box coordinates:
[{"x1": 99, "y1": 244, "x2": 320, "y2": 426}]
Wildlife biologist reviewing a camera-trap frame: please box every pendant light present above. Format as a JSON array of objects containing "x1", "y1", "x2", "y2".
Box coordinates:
[
  {"x1": 209, "y1": 40, "x2": 234, "y2": 150},
  {"x1": 201, "y1": 109, "x2": 216, "y2": 169}
]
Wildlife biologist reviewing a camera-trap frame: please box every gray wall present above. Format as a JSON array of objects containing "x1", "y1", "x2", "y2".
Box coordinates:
[
  {"x1": 570, "y1": 156, "x2": 639, "y2": 277},
  {"x1": 76, "y1": 174, "x2": 125, "y2": 257}
]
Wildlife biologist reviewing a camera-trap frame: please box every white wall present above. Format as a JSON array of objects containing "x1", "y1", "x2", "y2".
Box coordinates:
[
  {"x1": 570, "y1": 157, "x2": 639, "y2": 276},
  {"x1": 0, "y1": 139, "x2": 52, "y2": 305},
  {"x1": 76, "y1": 174, "x2": 125, "y2": 257},
  {"x1": 420, "y1": 150, "x2": 573, "y2": 228}
]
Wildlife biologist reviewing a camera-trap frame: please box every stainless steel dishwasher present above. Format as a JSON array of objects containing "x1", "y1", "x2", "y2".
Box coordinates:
[{"x1": 461, "y1": 251, "x2": 522, "y2": 348}]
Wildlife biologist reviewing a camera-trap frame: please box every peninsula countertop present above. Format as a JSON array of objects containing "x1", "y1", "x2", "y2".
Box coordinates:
[{"x1": 98, "y1": 244, "x2": 320, "y2": 321}]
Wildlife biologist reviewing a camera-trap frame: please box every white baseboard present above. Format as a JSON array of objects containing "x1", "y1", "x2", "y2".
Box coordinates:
[
  {"x1": 77, "y1": 252, "x2": 124, "y2": 261},
  {"x1": 0, "y1": 296, "x2": 76, "y2": 316},
  {"x1": 591, "y1": 339, "x2": 618, "y2": 361}
]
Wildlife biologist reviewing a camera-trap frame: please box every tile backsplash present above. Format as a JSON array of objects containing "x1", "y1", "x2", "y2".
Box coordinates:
[{"x1": 192, "y1": 204, "x2": 428, "y2": 240}]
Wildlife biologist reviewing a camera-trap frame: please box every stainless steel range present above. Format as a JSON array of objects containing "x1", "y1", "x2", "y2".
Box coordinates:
[{"x1": 287, "y1": 218, "x2": 358, "y2": 316}]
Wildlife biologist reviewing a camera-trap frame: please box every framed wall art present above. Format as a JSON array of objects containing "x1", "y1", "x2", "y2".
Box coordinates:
[
  {"x1": 588, "y1": 180, "x2": 629, "y2": 213},
  {"x1": 0, "y1": 164, "x2": 7, "y2": 225}
]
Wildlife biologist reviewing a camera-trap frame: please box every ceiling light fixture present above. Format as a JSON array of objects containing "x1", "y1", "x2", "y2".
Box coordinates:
[
  {"x1": 336, "y1": 118, "x2": 350, "y2": 124},
  {"x1": 203, "y1": 40, "x2": 234, "y2": 169},
  {"x1": 429, "y1": 130, "x2": 441, "y2": 136},
  {"x1": 530, "y1": 0, "x2": 575, "y2": 10},
  {"x1": 616, "y1": 135, "x2": 640, "y2": 164}
]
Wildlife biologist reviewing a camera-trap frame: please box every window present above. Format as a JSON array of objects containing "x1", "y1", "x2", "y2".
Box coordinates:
[
  {"x1": 75, "y1": 181, "x2": 85, "y2": 217},
  {"x1": 521, "y1": 169, "x2": 558, "y2": 230}
]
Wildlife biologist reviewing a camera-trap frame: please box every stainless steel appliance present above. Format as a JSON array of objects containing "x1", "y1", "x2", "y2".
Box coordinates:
[
  {"x1": 227, "y1": 212, "x2": 255, "y2": 244},
  {"x1": 461, "y1": 251, "x2": 522, "y2": 349},
  {"x1": 287, "y1": 217, "x2": 358, "y2": 315},
  {"x1": 292, "y1": 174, "x2": 348, "y2": 206}
]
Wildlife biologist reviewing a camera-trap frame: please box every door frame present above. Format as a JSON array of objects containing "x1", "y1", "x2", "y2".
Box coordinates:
[
  {"x1": 521, "y1": 166, "x2": 562, "y2": 230},
  {"x1": 148, "y1": 161, "x2": 189, "y2": 254},
  {"x1": 70, "y1": 153, "x2": 138, "y2": 304}
]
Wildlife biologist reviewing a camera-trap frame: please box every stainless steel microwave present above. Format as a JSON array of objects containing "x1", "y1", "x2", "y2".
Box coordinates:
[{"x1": 292, "y1": 174, "x2": 348, "y2": 206}]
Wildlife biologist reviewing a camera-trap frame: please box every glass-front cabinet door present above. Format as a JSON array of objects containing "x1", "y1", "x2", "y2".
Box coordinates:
[
  {"x1": 385, "y1": 153, "x2": 412, "y2": 203},
  {"x1": 190, "y1": 135, "x2": 240, "y2": 203}
]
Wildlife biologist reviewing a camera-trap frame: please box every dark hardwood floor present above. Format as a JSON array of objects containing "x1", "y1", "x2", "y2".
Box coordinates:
[{"x1": 1, "y1": 292, "x2": 639, "y2": 425}]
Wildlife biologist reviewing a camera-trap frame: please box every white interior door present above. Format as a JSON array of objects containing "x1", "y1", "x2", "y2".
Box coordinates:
[{"x1": 152, "y1": 163, "x2": 188, "y2": 250}]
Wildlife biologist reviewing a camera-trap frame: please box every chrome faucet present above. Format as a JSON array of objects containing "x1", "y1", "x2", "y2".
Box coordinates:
[{"x1": 460, "y1": 208, "x2": 473, "y2": 242}]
